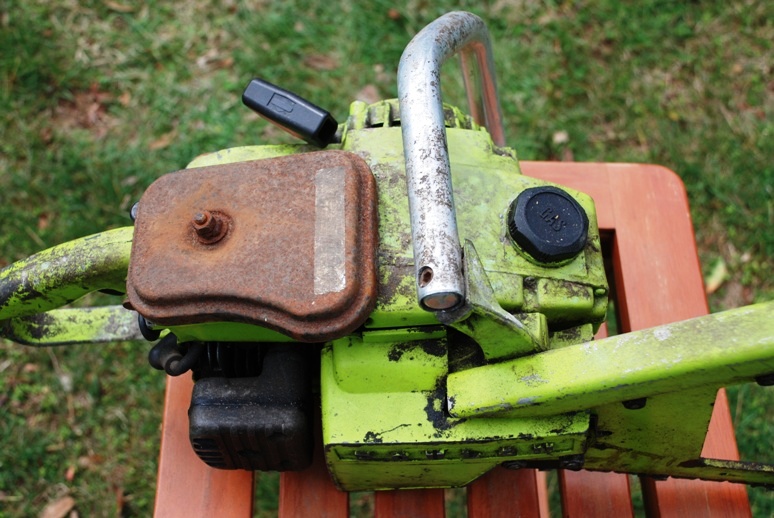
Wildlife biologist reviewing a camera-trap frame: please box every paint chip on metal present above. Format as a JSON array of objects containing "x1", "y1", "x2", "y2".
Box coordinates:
[{"x1": 314, "y1": 167, "x2": 346, "y2": 295}]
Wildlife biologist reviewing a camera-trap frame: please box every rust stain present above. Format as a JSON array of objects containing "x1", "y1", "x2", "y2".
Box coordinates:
[{"x1": 126, "y1": 150, "x2": 379, "y2": 342}]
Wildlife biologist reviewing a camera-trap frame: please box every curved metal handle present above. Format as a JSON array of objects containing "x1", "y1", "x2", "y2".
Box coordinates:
[{"x1": 398, "y1": 11, "x2": 505, "y2": 311}]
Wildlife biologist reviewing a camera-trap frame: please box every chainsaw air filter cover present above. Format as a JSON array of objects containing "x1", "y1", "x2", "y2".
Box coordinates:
[{"x1": 126, "y1": 150, "x2": 378, "y2": 342}]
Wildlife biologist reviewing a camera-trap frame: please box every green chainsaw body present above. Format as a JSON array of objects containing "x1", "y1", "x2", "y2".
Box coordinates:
[
  {"x1": 177, "y1": 99, "x2": 607, "y2": 490},
  {"x1": 1, "y1": 11, "x2": 772, "y2": 492}
]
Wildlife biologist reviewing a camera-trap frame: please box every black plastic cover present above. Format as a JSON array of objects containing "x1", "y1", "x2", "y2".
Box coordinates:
[
  {"x1": 188, "y1": 345, "x2": 314, "y2": 471},
  {"x1": 508, "y1": 186, "x2": 589, "y2": 264},
  {"x1": 242, "y1": 78, "x2": 338, "y2": 147}
]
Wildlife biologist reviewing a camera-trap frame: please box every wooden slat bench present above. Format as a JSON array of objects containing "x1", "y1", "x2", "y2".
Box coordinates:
[{"x1": 153, "y1": 162, "x2": 751, "y2": 517}]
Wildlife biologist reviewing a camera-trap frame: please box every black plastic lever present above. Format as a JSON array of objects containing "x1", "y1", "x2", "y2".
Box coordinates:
[{"x1": 242, "y1": 78, "x2": 338, "y2": 147}]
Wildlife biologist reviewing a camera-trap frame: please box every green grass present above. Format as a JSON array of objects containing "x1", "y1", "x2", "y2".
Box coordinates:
[{"x1": 1, "y1": 0, "x2": 772, "y2": 516}]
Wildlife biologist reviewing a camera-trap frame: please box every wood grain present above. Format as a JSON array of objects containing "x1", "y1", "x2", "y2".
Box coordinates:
[
  {"x1": 467, "y1": 467, "x2": 545, "y2": 518},
  {"x1": 278, "y1": 413, "x2": 349, "y2": 518},
  {"x1": 374, "y1": 489, "x2": 446, "y2": 517},
  {"x1": 154, "y1": 373, "x2": 254, "y2": 517}
]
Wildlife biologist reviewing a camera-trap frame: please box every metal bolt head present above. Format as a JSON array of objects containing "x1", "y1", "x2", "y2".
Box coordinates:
[
  {"x1": 424, "y1": 450, "x2": 445, "y2": 460},
  {"x1": 130, "y1": 202, "x2": 140, "y2": 222},
  {"x1": 193, "y1": 211, "x2": 211, "y2": 227},
  {"x1": 497, "y1": 446, "x2": 517, "y2": 457},
  {"x1": 192, "y1": 210, "x2": 228, "y2": 244},
  {"x1": 531, "y1": 442, "x2": 555, "y2": 455},
  {"x1": 558, "y1": 454, "x2": 585, "y2": 471},
  {"x1": 623, "y1": 397, "x2": 647, "y2": 410},
  {"x1": 460, "y1": 449, "x2": 481, "y2": 459},
  {"x1": 354, "y1": 450, "x2": 375, "y2": 461}
]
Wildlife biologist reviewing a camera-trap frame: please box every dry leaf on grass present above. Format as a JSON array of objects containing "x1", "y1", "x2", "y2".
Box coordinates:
[
  {"x1": 114, "y1": 485, "x2": 127, "y2": 515},
  {"x1": 355, "y1": 84, "x2": 380, "y2": 104},
  {"x1": 704, "y1": 257, "x2": 728, "y2": 295},
  {"x1": 52, "y1": 84, "x2": 115, "y2": 138},
  {"x1": 78, "y1": 454, "x2": 105, "y2": 468},
  {"x1": 196, "y1": 48, "x2": 233, "y2": 70},
  {"x1": 103, "y1": 1, "x2": 135, "y2": 13},
  {"x1": 40, "y1": 495, "x2": 75, "y2": 518},
  {"x1": 37, "y1": 213, "x2": 50, "y2": 231},
  {"x1": 551, "y1": 130, "x2": 574, "y2": 161},
  {"x1": 552, "y1": 130, "x2": 569, "y2": 145},
  {"x1": 303, "y1": 54, "x2": 339, "y2": 71},
  {"x1": 118, "y1": 91, "x2": 131, "y2": 106},
  {"x1": 148, "y1": 129, "x2": 178, "y2": 150}
]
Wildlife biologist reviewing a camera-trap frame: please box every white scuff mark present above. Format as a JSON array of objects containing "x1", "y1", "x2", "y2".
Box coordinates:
[
  {"x1": 520, "y1": 374, "x2": 549, "y2": 387},
  {"x1": 611, "y1": 333, "x2": 635, "y2": 352},
  {"x1": 654, "y1": 328, "x2": 672, "y2": 341},
  {"x1": 314, "y1": 166, "x2": 347, "y2": 295}
]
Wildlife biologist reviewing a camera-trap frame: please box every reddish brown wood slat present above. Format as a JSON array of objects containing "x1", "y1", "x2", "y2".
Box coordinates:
[
  {"x1": 278, "y1": 447, "x2": 348, "y2": 517},
  {"x1": 559, "y1": 471, "x2": 634, "y2": 518},
  {"x1": 374, "y1": 489, "x2": 446, "y2": 517},
  {"x1": 154, "y1": 374, "x2": 254, "y2": 518},
  {"x1": 278, "y1": 408, "x2": 349, "y2": 518},
  {"x1": 467, "y1": 467, "x2": 544, "y2": 518},
  {"x1": 606, "y1": 165, "x2": 750, "y2": 518}
]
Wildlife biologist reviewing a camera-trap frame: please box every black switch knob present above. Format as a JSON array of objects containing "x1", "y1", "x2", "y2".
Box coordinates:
[
  {"x1": 242, "y1": 78, "x2": 338, "y2": 147},
  {"x1": 508, "y1": 186, "x2": 589, "y2": 264}
]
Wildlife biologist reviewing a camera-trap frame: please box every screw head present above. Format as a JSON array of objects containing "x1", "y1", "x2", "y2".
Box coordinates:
[
  {"x1": 130, "y1": 202, "x2": 140, "y2": 222},
  {"x1": 354, "y1": 450, "x2": 375, "y2": 460},
  {"x1": 460, "y1": 449, "x2": 481, "y2": 459},
  {"x1": 623, "y1": 397, "x2": 647, "y2": 410},
  {"x1": 497, "y1": 446, "x2": 517, "y2": 457},
  {"x1": 558, "y1": 455, "x2": 585, "y2": 471}
]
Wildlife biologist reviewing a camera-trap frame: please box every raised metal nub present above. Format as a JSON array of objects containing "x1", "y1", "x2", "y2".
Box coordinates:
[
  {"x1": 397, "y1": 11, "x2": 505, "y2": 312},
  {"x1": 192, "y1": 210, "x2": 227, "y2": 245}
]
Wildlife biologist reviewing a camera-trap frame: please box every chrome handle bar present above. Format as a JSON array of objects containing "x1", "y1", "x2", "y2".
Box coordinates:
[{"x1": 397, "y1": 11, "x2": 505, "y2": 311}]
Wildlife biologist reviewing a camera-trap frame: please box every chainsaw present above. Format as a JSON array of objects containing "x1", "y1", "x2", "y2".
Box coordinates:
[{"x1": 1, "y1": 11, "x2": 772, "y2": 491}]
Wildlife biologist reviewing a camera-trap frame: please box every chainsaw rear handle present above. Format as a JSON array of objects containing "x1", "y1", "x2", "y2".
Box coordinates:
[{"x1": 398, "y1": 11, "x2": 505, "y2": 312}]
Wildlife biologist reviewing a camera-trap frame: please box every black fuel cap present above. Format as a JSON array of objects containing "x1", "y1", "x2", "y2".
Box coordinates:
[{"x1": 508, "y1": 186, "x2": 589, "y2": 264}]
